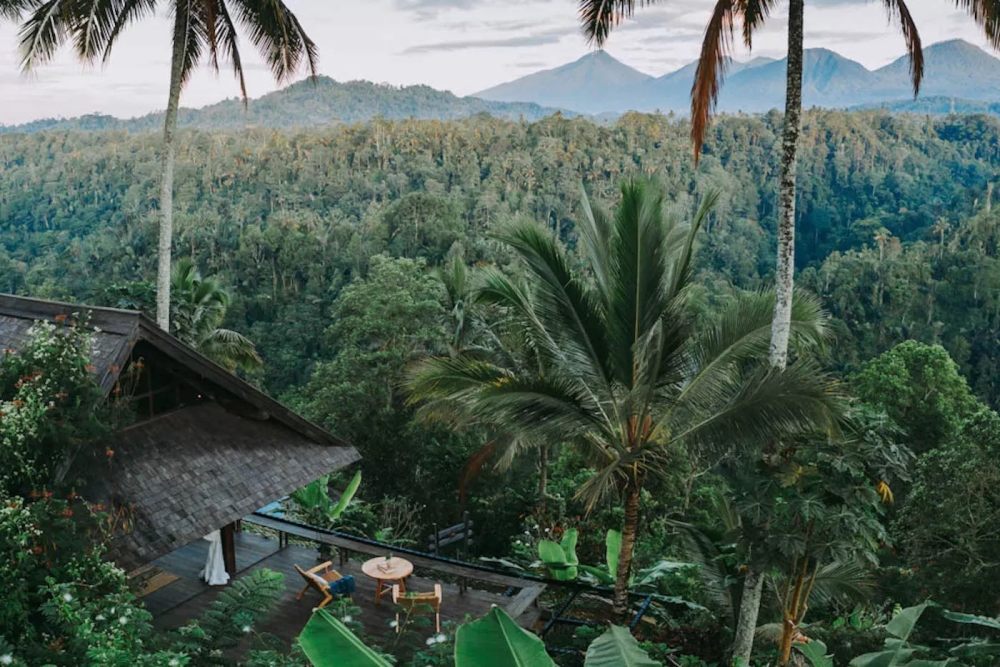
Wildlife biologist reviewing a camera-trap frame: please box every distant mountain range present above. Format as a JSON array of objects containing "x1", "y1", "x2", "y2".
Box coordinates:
[
  {"x1": 0, "y1": 78, "x2": 561, "y2": 134},
  {"x1": 476, "y1": 39, "x2": 1000, "y2": 115},
  {"x1": 3, "y1": 39, "x2": 998, "y2": 134}
]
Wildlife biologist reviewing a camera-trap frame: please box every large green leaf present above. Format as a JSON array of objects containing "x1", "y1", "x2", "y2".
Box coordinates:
[
  {"x1": 795, "y1": 640, "x2": 834, "y2": 667},
  {"x1": 584, "y1": 625, "x2": 660, "y2": 667},
  {"x1": 454, "y1": 606, "x2": 555, "y2": 667},
  {"x1": 849, "y1": 648, "x2": 919, "y2": 667},
  {"x1": 605, "y1": 529, "x2": 622, "y2": 579},
  {"x1": 328, "y1": 470, "x2": 362, "y2": 521},
  {"x1": 941, "y1": 610, "x2": 1000, "y2": 631},
  {"x1": 298, "y1": 609, "x2": 392, "y2": 667},
  {"x1": 885, "y1": 603, "x2": 931, "y2": 642},
  {"x1": 538, "y1": 537, "x2": 576, "y2": 580},
  {"x1": 579, "y1": 564, "x2": 615, "y2": 586},
  {"x1": 632, "y1": 560, "x2": 696, "y2": 588},
  {"x1": 951, "y1": 643, "x2": 1000, "y2": 658},
  {"x1": 291, "y1": 475, "x2": 331, "y2": 512},
  {"x1": 560, "y1": 528, "x2": 580, "y2": 567}
]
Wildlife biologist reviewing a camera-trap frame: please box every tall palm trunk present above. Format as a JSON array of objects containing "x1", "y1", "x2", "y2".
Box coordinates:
[
  {"x1": 156, "y1": 11, "x2": 188, "y2": 330},
  {"x1": 768, "y1": 0, "x2": 804, "y2": 371},
  {"x1": 613, "y1": 476, "x2": 642, "y2": 618},
  {"x1": 733, "y1": 0, "x2": 805, "y2": 663}
]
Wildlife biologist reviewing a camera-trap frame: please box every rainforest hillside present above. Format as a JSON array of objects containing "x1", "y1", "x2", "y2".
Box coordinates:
[{"x1": 1, "y1": 110, "x2": 998, "y2": 403}]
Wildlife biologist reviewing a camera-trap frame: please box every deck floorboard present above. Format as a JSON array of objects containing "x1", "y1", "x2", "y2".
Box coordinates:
[{"x1": 143, "y1": 532, "x2": 540, "y2": 653}]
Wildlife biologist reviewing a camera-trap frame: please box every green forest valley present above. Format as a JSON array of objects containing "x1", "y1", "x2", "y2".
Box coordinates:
[{"x1": 1, "y1": 107, "x2": 999, "y2": 665}]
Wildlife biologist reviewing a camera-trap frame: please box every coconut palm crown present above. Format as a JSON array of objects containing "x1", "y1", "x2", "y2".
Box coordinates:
[
  {"x1": 171, "y1": 258, "x2": 262, "y2": 373},
  {"x1": 406, "y1": 179, "x2": 843, "y2": 616}
]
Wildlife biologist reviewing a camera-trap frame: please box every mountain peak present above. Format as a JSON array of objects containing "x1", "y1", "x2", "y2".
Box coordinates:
[{"x1": 475, "y1": 50, "x2": 650, "y2": 114}]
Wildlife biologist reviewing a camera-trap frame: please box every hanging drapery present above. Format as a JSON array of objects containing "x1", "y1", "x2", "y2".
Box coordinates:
[{"x1": 200, "y1": 530, "x2": 230, "y2": 585}]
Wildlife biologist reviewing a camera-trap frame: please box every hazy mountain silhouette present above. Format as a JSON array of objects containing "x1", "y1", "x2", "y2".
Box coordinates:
[
  {"x1": 0, "y1": 78, "x2": 562, "y2": 134},
  {"x1": 474, "y1": 50, "x2": 653, "y2": 114},
  {"x1": 476, "y1": 39, "x2": 1000, "y2": 115}
]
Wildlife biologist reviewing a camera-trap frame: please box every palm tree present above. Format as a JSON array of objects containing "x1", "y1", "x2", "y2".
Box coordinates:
[
  {"x1": 578, "y1": 2, "x2": 998, "y2": 659},
  {"x1": 171, "y1": 258, "x2": 262, "y2": 372},
  {"x1": 407, "y1": 180, "x2": 842, "y2": 617},
  {"x1": 8, "y1": 0, "x2": 318, "y2": 330}
]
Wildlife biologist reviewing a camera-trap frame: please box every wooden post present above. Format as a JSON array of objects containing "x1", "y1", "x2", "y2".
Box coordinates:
[{"x1": 221, "y1": 522, "x2": 237, "y2": 576}]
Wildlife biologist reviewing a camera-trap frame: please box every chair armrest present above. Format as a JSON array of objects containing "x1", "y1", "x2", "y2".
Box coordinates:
[{"x1": 306, "y1": 561, "x2": 334, "y2": 576}]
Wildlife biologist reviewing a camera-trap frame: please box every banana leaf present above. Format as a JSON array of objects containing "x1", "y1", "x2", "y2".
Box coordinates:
[
  {"x1": 329, "y1": 470, "x2": 362, "y2": 521},
  {"x1": 605, "y1": 529, "x2": 621, "y2": 580},
  {"x1": 583, "y1": 625, "x2": 659, "y2": 667},
  {"x1": 298, "y1": 609, "x2": 392, "y2": 667},
  {"x1": 454, "y1": 606, "x2": 555, "y2": 667},
  {"x1": 794, "y1": 640, "x2": 834, "y2": 667},
  {"x1": 538, "y1": 528, "x2": 579, "y2": 580}
]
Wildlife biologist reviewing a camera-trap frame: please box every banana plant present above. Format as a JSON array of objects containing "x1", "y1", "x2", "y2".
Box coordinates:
[
  {"x1": 580, "y1": 530, "x2": 699, "y2": 603},
  {"x1": 537, "y1": 528, "x2": 579, "y2": 581},
  {"x1": 584, "y1": 625, "x2": 660, "y2": 667},
  {"x1": 578, "y1": 529, "x2": 621, "y2": 586},
  {"x1": 298, "y1": 609, "x2": 393, "y2": 667},
  {"x1": 849, "y1": 603, "x2": 1000, "y2": 666},
  {"x1": 454, "y1": 606, "x2": 555, "y2": 667},
  {"x1": 290, "y1": 470, "x2": 362, "y2": 529},
  {"x1": 454, "y1": 607, "x2": 660, "y2": 667}
]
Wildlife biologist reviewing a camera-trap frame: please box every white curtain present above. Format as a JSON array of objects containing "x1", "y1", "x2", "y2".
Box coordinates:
[{"x1": 200, "y1": 530, "x2": 230, "y2": 586}]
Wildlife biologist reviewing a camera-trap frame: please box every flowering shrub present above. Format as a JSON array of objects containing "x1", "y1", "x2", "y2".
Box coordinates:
[
  {"x1": 0, "y1": 494, "x2": 171, "y2": 665},
  {"x1": 0, "y1": 319, "x2": 107, "y2": 496}
]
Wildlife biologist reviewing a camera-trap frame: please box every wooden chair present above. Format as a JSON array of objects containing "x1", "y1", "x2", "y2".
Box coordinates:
[
  {"x1": 392, "y1": 583, "x2": 442, "y2": 633},
  {"x1": 294, "y1": 561, "x2": 353, "y2": 609}
]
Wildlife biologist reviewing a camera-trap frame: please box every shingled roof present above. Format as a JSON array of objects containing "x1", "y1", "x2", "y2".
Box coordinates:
[{"x1": 0, "y1": 293, "x2": 360, "y2": 568}]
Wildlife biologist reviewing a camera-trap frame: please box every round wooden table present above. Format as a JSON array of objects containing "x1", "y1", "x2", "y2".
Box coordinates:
[{"x1": 361, "y1": 556, "x2": 413, "y2": 604}]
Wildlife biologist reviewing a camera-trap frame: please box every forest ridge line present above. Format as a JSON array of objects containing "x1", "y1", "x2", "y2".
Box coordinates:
[{"x1": 2, "y1": 38, "x2": 999, "y2": 134}]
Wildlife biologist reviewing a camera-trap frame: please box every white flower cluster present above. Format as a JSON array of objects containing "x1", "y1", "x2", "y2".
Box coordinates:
[{"x1": 424, "y1": 633, "x2": 447, "y2": 646}]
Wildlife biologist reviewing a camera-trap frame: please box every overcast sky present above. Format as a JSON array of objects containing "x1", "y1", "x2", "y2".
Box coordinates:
[{"x1": 0, "y1": 0, "x2": 995, "y2": 124}]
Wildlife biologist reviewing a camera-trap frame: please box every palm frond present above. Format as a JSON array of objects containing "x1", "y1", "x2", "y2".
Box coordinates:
[
  {"x1": 691, "y1": 0, "x2": 737, "y2": 163},
  {"x1": 172, "y1": 0, "x2": 206, "y2": 89},
  {"x1": 741, "y1": 0, "x2": 776, "y2": 48},
  {"x1": 578, "y1": 0, "x2": 659, "y2": 47},
  {"x1": 666, "y1": 189, "x2": 718, "y2": 298},
  {"x1": 493, "y1": 219, "x2": 614, "y2": 400},
  {"x1": 201, "y1": 327, "x2": 263, "y2": 371},
  {"x1": 953, "y1": 0, "x2": 1000, "y2": 48},
  {"x1": 882, "y1": 0, "x2": 923, "y2": 95},
  {"x1": 98, "y1": 0, "x2": 156, "y2": 64},
  {"x1": 0, "y1": 0, "x2": 41, "y2": 21},
  {"x1": 214, "y1": 0, "x2": 248, "y2": 100},
  {"x1": 671, "y1": 360, "x2": 844, "y2": 456},
  {"x1": 18, "y1": 0, "x2": 72, "y2": 70},
  {"x1": 804, "y1": 560, "x2": 873, "y2": 608},
  {"x1": 230, "y1": 0, "x2": 318, "y2": 82},
  {"x1": 576, "y1": 184, "x2": 613, "y2": 298}
]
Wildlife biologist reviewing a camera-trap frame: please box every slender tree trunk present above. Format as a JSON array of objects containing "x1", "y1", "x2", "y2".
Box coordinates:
[
  {"x1": 731, "y1": 569, "x2": 764, "y2": 666},
  {"x1": 156, "y1": 12, "x2": 188, "y2": 330},
  {"x1": 613, "y1": 478, "x2": 642, "y2": 619},
  {"x1": 733, "y1": 1, "x2": 805, "y2": 664},
  {"x1": 767, "y1": 0, "x2": 805, "y2": 371},
  {"x1": 537, "y1": 445, "x2": 548, "y2": 512}
]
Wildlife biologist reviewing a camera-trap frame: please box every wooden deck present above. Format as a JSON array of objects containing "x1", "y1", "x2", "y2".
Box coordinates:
[{"x1": 142, "y1": 531, "x2": 542, "y2": 653}]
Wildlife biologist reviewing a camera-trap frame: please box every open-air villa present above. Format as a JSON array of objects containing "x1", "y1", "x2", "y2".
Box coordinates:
[{"x1": 0, "y1": 294, "x2": 551, "y2": 658}]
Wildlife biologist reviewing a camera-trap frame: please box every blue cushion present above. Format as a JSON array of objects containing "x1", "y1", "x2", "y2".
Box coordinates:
[{"x1": 328, "y1": 575, "x2": 356, "y2": 596}]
